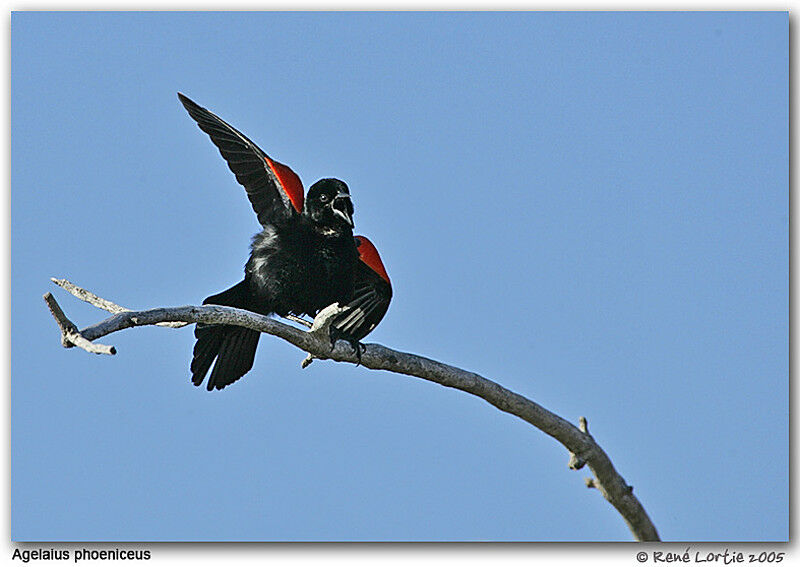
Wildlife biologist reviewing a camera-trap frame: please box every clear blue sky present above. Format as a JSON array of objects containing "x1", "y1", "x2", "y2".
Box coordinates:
[{"x1": 11, "y1": 12, "x2": 787, "y2": 541}]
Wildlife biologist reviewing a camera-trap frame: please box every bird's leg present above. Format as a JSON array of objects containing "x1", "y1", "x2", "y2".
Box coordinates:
[
  {"x1": 329, "y1": 327, "x2": 365, "y2": 366},
  {"x1": 338, "y1": 335, "x2": 365, "y2": 367},
  {"x1": 352, "y1": 341, "x2": 366, "y2": 366}
]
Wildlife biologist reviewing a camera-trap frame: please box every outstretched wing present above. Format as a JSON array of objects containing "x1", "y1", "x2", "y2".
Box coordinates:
[
  {"x1": 333, "y1": 236, "x2": 392, "y2": 341},
  {"x1": 178, "y1": 93, "x2": 304, "y2": 226}
]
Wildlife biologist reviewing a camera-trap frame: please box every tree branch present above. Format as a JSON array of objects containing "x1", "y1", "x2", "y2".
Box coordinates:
[
  {"x1": 43, "y1": 279, "x2": 660, "y2": 542},
  {"x1": 43, "y1": 292, "x2": 116, "y2": 355},
  {"x1": 51, "y1": 278, "x2": 187, "y2": 328}
]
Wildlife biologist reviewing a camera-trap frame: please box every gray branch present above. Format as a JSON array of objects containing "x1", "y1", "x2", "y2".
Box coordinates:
[
  {"x1": 43, "y1": 292, "x2": 116, "y2": 355},
  {"x1": 43, "y1": 280, "x2": 660, "y2": 542},
  {"x1": 51, "y1": 278, "x2": 187, "y2": 328}
]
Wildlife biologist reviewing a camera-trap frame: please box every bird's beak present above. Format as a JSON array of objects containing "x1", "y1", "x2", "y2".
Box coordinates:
[{"x1": 332, "y1": 192, "x2": 354, "y2": 227}]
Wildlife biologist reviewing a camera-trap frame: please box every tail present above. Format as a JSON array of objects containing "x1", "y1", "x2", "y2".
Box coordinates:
[{"x1": 190, "y1": 280, "x2": 261, "y2": 391}]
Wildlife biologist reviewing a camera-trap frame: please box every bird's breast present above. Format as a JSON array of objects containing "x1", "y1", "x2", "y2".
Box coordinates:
[{"x1": 246, "y1": 226, "x2": 358, "y2": 316}]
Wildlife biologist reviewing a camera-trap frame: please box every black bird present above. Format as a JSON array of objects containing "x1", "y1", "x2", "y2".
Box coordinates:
[{"x1": 178, "y1": 93, "x2": 391, "y2": 390}]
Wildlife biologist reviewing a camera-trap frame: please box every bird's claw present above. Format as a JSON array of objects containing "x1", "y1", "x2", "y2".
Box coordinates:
[
  {"x1": 350, "y1": 340, "x2": 365, "y2": 366},
  {"x1": 329, "y1": 330, "x2": 365, "y2": 366}
]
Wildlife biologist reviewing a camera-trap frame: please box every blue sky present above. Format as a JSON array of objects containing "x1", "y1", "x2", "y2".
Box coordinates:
[{"x1": 11, "y1": 11, "x2": 787, "y2": 541}]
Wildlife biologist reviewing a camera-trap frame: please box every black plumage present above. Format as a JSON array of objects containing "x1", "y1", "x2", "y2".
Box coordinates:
[
  {"x1": 332, "y1": 236, "x2": 392, "y2": 342},
  {"x1": 180, "y1": 94, "x2": 358, "y2": 390}
]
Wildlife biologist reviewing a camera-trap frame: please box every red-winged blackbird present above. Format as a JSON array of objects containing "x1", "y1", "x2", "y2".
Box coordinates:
[{"x1": 178, "y1": 93, "x2": 392, "y2": 390}]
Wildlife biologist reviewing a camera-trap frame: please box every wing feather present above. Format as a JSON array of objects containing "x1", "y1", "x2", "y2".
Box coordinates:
[
  {"x1": 332, "y1": 236, "x2": 392, "y2": 341},
  {"x1": 178, "y1": 93, "x2": 305, "y2": 226}
]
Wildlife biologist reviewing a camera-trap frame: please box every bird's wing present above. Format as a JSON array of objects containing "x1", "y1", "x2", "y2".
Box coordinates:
[
  {"x1": 333, "y1": 236, "x2": 392, "y2": 341},
  {"x1": 178, "y1": 93, "x2": 304, "y2": 226}
]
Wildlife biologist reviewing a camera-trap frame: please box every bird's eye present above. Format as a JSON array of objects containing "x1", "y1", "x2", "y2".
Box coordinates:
[{"x1": 320, "y1": 194, "x2": 330, "y2": 203}]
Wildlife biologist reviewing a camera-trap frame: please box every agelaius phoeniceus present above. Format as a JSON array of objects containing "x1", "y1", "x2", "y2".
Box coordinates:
[{"x1": 178, "y1": 93, "x2": 391, "y2": 390}]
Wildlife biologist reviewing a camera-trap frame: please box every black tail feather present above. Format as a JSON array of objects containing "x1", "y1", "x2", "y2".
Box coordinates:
[
  {"x1": 204, "y1": 326, "x2": 259, "y2": 390},
  {"x1": 190, "y1": 280, "x2": 261, "y2": 390},
  {"x1": 190, "y1": 324, "x2": 225, "y2": 386}
]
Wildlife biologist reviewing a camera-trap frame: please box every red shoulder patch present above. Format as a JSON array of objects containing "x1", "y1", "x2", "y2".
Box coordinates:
[
  {"x1": 355, "y1": 236, "x2": 391, "y2": 285},
  {"x1": 264, "y1": 156, "x2": 305, "y2": 213}
]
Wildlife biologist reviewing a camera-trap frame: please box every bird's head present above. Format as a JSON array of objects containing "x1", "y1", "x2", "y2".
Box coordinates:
[{"x1": 304, "y1": 178, "x2": 354, "y2": 234}]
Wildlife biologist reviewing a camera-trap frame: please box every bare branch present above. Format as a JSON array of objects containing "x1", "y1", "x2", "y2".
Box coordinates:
[
  {"x1": 51, "y1": 278, "x2": 187, "y2": 328},
  {"x1": 43, "y1": 293, "x2": 116, "y2": 355},
  {"x1": 50, "y1": 278, "x2": 317, "y2": 333},
  {"x1": 44, "y1": 280, "x2": 660, "y2": 542}
]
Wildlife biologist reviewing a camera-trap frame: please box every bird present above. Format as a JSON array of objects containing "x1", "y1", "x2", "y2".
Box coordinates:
[{"x1": 178, "y1": 93, "x2": 392, "y2": 390}]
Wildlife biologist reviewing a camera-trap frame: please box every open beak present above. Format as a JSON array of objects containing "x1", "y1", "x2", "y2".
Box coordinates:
[{"x1": 332, "y1": 192, "x2": 354, "y2": 227}]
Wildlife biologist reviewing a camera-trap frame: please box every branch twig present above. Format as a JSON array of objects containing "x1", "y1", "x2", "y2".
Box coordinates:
[
  {"x1": 43, "y1": 292, "x2": 116, "y2": 355},
  {"x1": 51, "y1": 278, "x2": 187, "y2": 328},
  {"x1": 43, "y1": 279, "x2": 660, "y2": 542}
]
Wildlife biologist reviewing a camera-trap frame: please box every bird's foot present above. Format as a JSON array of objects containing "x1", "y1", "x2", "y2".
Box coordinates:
[
  {"x1": 350, "y1": 340, "x2": 366, "y2": 366},
  {"x1": 329, "y1": 329, "x2": 365, "y2": 366}
]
